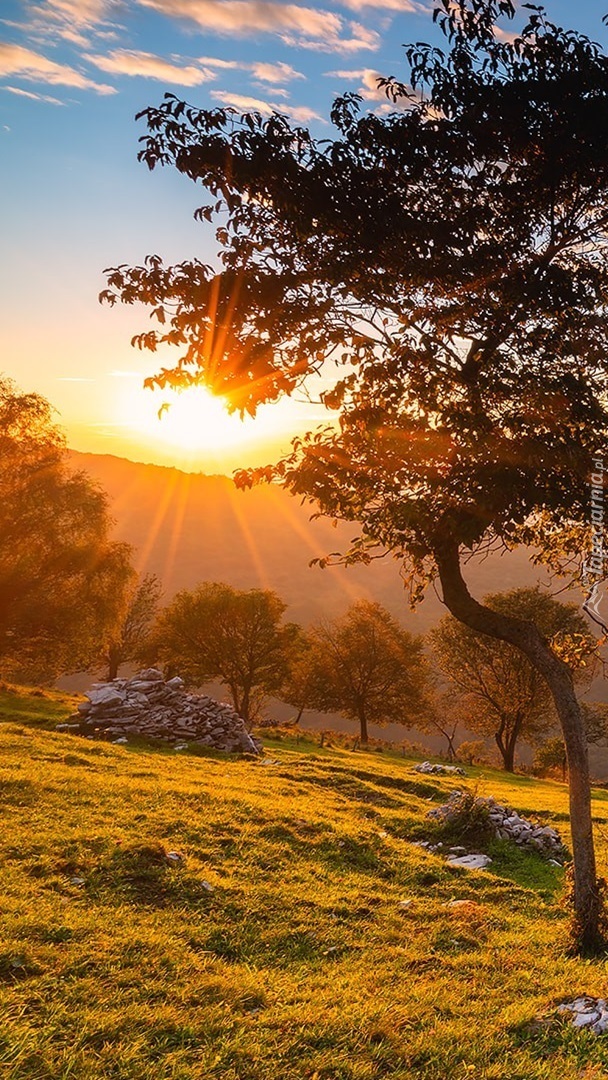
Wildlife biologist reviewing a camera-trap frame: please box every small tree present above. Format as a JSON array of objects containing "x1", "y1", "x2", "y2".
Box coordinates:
[
  {"x1": 149, "y1": 581, "x2": 293, "y2": 724},
  {"x1": 296, "y1": 600, "x2": 428, "y2": 746},
  {"x1": 280, "y1": 626, "x2": 319, "y2": 725},
  {"x1": 535, "y1": 706, "x2": 608, "y2": 781},
  {"x1": 0, "y1": 377, "x2": 134, "y2": 684},
  {"x1": 417, "y1": 689, "x2": 463, "y2": 762},
  {"x1": 430, "y1": 588, "x2": 596, "y2": 772},
  {"x1": 104, "y1": 573, "x2": 162, "y2": 681}
]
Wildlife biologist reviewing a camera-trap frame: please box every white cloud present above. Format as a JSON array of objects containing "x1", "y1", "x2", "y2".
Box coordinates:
[
  {"x1": 0, "y1": 41, "x2": 116, "y2": 93},
  {"x1": 10, "y1": 0, "x2": 123, "y2": 47},
  {"x1": 210, "y1": 89, "x2": 321, "y2": 122},
  {"x1": 2, "y1": 84, "x2": 64, "y2": 104},
  {"x1": 250, "y1": 61, "x2": 305, "y2": 84},
  {"x1": 87, "y1": 49, "x2": 218, "y2": 86},
  {"x1": 325, "y1": 66, "x2": 386, "y2": 98},
  {"x1": 136, "y1": 0, "x2": 379, "y2": 51},
  {"x1": 339, "y1": 0, "x2": 423, "y2": 10},
  {"x1": 287, "y1": 20, "x2": 380, "y2": 53},
  {"x1": 198, "y1": 56, "x2": 305, "y2": 85}
]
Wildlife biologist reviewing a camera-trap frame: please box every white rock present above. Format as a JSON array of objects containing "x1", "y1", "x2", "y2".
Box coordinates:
[{"x1": 447, "y1": 853, "x2": 492, "y2": 870}]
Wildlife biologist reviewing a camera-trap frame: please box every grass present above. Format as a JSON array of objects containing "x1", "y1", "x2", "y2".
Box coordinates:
[{"x1": 2, "y1": 688, "x2": 608, "y2": 1078}]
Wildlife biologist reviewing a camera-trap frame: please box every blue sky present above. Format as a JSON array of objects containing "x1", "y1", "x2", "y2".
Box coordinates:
[{"x1": 1, "y1": 0, "x2": 607, "y2": 470}]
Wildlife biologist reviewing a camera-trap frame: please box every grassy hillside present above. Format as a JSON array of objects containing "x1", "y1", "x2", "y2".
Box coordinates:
[{"x1": 3, "y1": 687, "x2": 608, "y2": 1079}]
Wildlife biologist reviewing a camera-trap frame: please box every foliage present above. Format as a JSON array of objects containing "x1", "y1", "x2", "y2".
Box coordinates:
[
  {"x1": 149, "y1": 581, "x2": 294, "y2": 724},
  {"x1": 533, "y1": 710, "x2": 608, "y2": 780},
  {"x1": 456, "y1": 739, "x2": 490, "y2": 766},
  {"x1": 417, "y1": 687, "x2": 464, "y2": 761},
  {"x1": 430, "y1": 788, "x2": 494, "y2": 847},
  {"x1": 0, "y1": 377, "x2": 134, "y2": 684},
  {"x1": 104, "y1": 573, "x2": 162, "y2": 680},
  {"x1": 430, "y1": 587, "x2": 596, "y2": 771},
  {"x1": 533, "y1": 737, "x2": 568, "y2": 781},
  {"x1": 293, "y1": 600, "x2": 429, "y2": 744}
]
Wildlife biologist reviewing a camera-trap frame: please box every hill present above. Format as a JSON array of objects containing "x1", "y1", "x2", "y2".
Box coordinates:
[
  {"x1": 3, "y1": 688, "x2": 608, "y2": 1079},
  {"x1": 67, "y1": 450, "x2": 544, "y2": 632}
]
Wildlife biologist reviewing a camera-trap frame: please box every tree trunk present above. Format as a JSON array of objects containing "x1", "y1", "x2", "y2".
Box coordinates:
[
  {"x1": 107, "y1": 646, "x2": 120, "y2": 682},
  {"x1": 358, "y1": 709, "x2": 369, "y2": 747},
  {"x1": 495, "y1": 713, "x2": 522, "y2": 772},
  {"x1": 435, "y1": 538, "x2": 603, "y2": 955},
  {"x1": 495, "y1": 730, "x2": 514, "y2": 772}
]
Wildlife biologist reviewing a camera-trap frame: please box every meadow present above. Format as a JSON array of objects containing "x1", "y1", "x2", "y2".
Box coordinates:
[{"x1": 3, "y1": 687, "x2": 608, "y2": 1079}]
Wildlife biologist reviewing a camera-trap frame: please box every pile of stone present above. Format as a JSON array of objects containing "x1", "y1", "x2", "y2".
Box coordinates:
[
  {"x1": 57, "y1": 669, "x2": 261, "y2": 756},
  {"x1": 557, "y1": 997, "x2": 608, "y2": 1034},
  {"x1": 413, "y1": 761, "x2": 466, "y2": 777},
  {"x1": 428, "y1": 791, "x2": 566, "y2": 862}
]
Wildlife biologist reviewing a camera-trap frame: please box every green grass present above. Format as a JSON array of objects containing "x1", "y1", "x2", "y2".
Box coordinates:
[{"x1": 2, "y1": 689, "x2": 608, "y2": 1078}]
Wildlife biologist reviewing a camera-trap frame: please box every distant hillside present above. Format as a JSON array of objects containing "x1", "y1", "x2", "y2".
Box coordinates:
[
  {"x1": 65, "y1": 450, "x2": 608, "y2": 770},
  {"x1": 67, "y1": 450, "x2": 545, "y2": 633}
]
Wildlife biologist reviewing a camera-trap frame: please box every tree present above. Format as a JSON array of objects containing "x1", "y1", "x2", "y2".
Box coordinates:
[
  {"x1": 0, "y1": 377, "x2": 134, "y2": 684},
  {"x1": 102, "y1": 0, "x2": 608, "y2": 950},
  {"x1": 279, "y1": 626, "x2": 319, "y2": 725},
  {"x1": 104, "y1": 573, "x2": 162, "y2": 680},
  {"x1": 149, "y1": 581, "x2": 293, "y2": 724},
  {"x1": 534, "y1": 705, "x2": 608, "y2": 782},
  {"x1": 417, "y1": 688, "x2": 463, "y2": 762},
  {"x1": 294, "y1": 600, "x2": 428, "y2": 746},
  {"x1": 430, "y1": 587, "x2": 597, "y2": 772}
]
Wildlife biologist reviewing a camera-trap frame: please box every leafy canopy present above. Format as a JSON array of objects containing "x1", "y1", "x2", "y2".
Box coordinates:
[
  {"x1": 149, "y1": 581, "x2": 295, "y2": 724},
  {"x1": 0, "y1": 377, "x2": 134, "y2": 683},
  {"x1": 430, "y1": 586, "x2": 597, "y2": 767},
  {"x1": 101, "y1": 0, "x2": 608, "y2": 597},
  {"x1": 296, "y1": 600, "x2": 429, "y2": 741}
]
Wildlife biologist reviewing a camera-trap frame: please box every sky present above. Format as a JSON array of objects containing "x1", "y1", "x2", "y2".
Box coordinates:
[{"x1": 1, "y1": 0, "x2": 607, "y2": 472}]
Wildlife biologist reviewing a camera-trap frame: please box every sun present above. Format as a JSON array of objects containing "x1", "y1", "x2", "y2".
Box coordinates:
[{"x1": 126, "y1": 385, "x2": 258, "y2": 453}]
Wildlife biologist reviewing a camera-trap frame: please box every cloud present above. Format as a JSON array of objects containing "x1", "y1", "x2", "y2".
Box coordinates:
[
  {"x1": 10, "y1": 0, "x2": 123, "y2": 47},
  {"x1": 250, "y1": 61, "x2": 305, "y2": 84},
  {"x1": 2, "y1": 84, "x2": 65, "y2": 103},
  {"x1": 325, "y1": 66, "x2": 387, "y2": 99},
  {"x1": 288, "y1": 20, "x2": 380, "y2": 53},
  {"x1": 0, "y1": 41, "x2": 116, "y2": 93},
  {"x1": 136, "y1": 0, "x2": 379, "y2": 51},
  {"x1": 339, "y1": 0, "x2": 423, "y2": 9},
  {"x1": 210, "y1": 89, "x2": 321, "y2": 122},
  {"x1": 87, "y1": 48, "x2": 218, "y2": 85}
]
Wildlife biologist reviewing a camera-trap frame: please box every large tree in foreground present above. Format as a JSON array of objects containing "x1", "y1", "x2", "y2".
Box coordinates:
[
  {"x1": 431, "y1": 588, "x2": 597, "y2": 772},
  {"x1": 102, "y1": 1, "x2": 608, "y2": 951},
  {"x1": 297, "y1": 601, "x2": 428, "y2": 746},
  {"x1": 0, "y1": 378, "x2": 134, "y2": 683}
]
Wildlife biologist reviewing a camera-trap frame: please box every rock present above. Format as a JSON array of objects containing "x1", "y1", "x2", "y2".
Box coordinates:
[
  {"x1": 447, "y1": 853, "x2": 492, "y2": 870},
  {"x1": 429, "y1": 791, "x2": 566, "y2": 861},
  {"x1": 66, "y1": 670, "x2": 261, "y2": 757},
  {"x1": 86, "y1": 686, "x2": 125, "y2": 708},
  {"x1": 413, "y1": 761, "x2": 466, "y2": 776},
  {"x1": 112, "y1": 737, "x2": 128, "y2": 745},
  {"x1": 165, "y1": 852, "x2": 183, "y2": 863},
  {"x1": 556, "y1": 997, "x2": 608, "y2": 1035}
]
